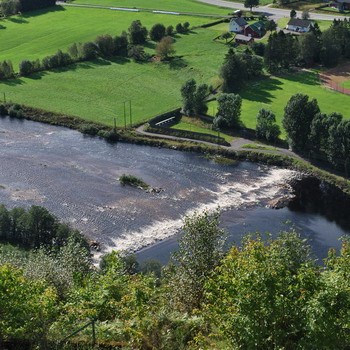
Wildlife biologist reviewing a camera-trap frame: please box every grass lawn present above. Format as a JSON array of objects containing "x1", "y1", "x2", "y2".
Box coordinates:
[
  {"x1": 72, "y1": 0, "x2": 234, "y2": 15},
  {"x1": 0, "y1": 27, "x2": 229, "y2": 126},
  {"x1": 277, "y1": 18, "x2": 333, "y2": 31},
  {"x1": 171, "y1": 116, "x2": 233, "y2": 142},
  {"x1": 207, "y1": 71, "x2": 350, "y2": 134},
  {"x1": 340, "y1": 80, "x2": 350, "y2": 89},
  {"x1": 0, "y1": 6, "x2": 218, "y2": 68}
]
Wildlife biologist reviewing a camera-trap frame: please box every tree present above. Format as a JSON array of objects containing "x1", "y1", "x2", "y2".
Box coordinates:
[
  {"x1": 327, "y1": 120, "x2": 350, "y2": 173},
  {"x1": 155, "y1": 36, "x2": 175, "y2": 60},
  {"x1": 183, "y1": 22, "x2": 190, "y2": 32},
  {"x1": 251, "y1": 42, "x2": 265, "y2": 56},
  {"x1": 282, "y1": 93, "x2": 320, "y2": 152},
  {"x1": 19, "y1": 59, "x2": 34, "y2": 76},
  {"x1": 302, "y1": 9, "x2": 310, "y2": 20},
  {"x1": 166, "y1": 25, "x2": 173, "y2": 36},
  {"x1": 0, "y1": 0, "x2": 20, "y2": 16},
  {"x1": 167, "y1": 211, "x2": 226, "y2": 312},
  {"x1": 309, "y1": 112, "x2": 342, "y2": 153},
  {"x1": 221, "y1": 31, "x2": 232, "y2": 43},
  {"x1": 290, "y1": 9, "x2": 296, "y2": 18},
  {"x1": 298, "y1": 32, "x2": 320, "y2": 62},
  {"x1": 256, "y1": 108, "x2": 281, "y2": 142},
  {"x1": 95, "y1": 34, "x2": 115, "y2": 57},
  {"x1": 320, "y1": 28, "x2": 342, "y2": 67},
  {"x1": 128, "y1": 20, "x2": 148, "y2": 45},
  {"x1": 180, "y1": 79, "x2": 208, "y2": 116},
  {"x1": 244, "y1": 0, "x2": 259, "y2": 11},
  {"x1": 205, "y1": 231, "x2": 321, "y2": 349},
  {"x1": 81, "y1": 41, "x2": 99, "y2": 60},
  {"x1": 176, "y1": 23, "x2": 184, "y2": 33},
  {"x1": 214, "y1": 93, "x2": 242, "y2": 129},
  {"x1": 127, "y1": 45, "x2": 146, "y2": 61},
  {"x1": 180, "y1": 79, "x2": 197, "y2": 116},
  {"x1": 0, "y1": 60, "x2": 14, "y2": 79},
  {"x1": 265, "y1": 19, "x2": 277, "y2": 33},
  {"x1": 150, "y1": 23, "x2": 166, "y2": 42}
]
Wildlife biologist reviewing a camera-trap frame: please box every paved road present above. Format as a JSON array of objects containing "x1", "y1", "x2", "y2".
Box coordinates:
[{"x1": 197, "y1": 0, "x2": 350, "y2": 20}]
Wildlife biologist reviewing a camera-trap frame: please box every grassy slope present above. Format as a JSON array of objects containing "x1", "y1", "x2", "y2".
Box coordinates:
[
  {"x1": 0, "y1": 27, "x2": 228, "y2": 126},
  {"x1": 0, "y1": 6, "x2": 215, "y2": 68},
  {"x1": 277, "y1": 18, "x2": 332, "y2": 31},
  {"x1": 207, "y1": 71, "x2": 350, "y2": 133},
  {"x1": 171, "y1": 116, "x2": 233, "y2": 142},
  {"x1": 72, "y1": 0, "x2": 233, "y2": 14}
]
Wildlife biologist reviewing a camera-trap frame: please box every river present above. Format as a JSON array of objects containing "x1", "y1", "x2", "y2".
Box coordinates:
[{"x1": 0, "y1": 116, "x2": 348, "y2": 262}]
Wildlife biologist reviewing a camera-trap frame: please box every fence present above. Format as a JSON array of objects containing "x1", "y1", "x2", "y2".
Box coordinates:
[{"x1": 319, "y1": 74, "x2": 350, "y2": 96}]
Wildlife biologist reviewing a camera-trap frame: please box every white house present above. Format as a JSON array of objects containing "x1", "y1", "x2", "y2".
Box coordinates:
[
  {"x1": 229, "y1": 17, "x2": 248, "y2": 33},
  {"x1": 286, "y1": 18, "x2": 313, "y2": 32}
]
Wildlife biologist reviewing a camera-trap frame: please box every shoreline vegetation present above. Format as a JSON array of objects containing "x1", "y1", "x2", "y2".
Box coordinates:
[
  {"x1": 1, "y1": 104, "x2": 350, "y2": 197},
  {"x1": 119, "y1": 174, "x2": 150, "y2": 190}
]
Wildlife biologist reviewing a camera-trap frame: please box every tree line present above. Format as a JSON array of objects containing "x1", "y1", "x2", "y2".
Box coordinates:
[
  {"x1": 0, "y1": 204, "x2": 88, "y2": 250},
  {"x1": 0, "y1": 0, "x2": 55, "y2": 17},
  {"x1": 0, "y1": 20, "x2": 188, "y2": 80},
  {"x1": 1, "y1": 210, "x2": 350, "y2": 348}
]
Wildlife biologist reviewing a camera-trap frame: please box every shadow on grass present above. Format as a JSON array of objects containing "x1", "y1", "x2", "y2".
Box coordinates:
[
  {"x1": 21, "y1": 5, "x2": 66, "y2": 19},
  {"x1": 241, "y1": 78, "x2": 283, "y2": 104},
  {"x1": 1, "y1": 77, "x2": 25, "y2": 86},
  {"x1": 144, "y1": 41, "x2": 156, "y2": 50},
  {"x1": 165, "y1": 56, "x2": 188, "y2": 70},
  {"x1": 108, "y1": 56, "x2": 130, "y2": 65},
  {"x1": 8, "y1": 16, "x2": 29, "y2": 24},
  {"x1": 27, "y1": 71, "x2": 48, "y2": 80},
  {"x1": 282, "y1": 71, "x2": 320, "y2": 86},
  {"x1": 0, "y1": 24, "x2": 6, "y2": 29}
]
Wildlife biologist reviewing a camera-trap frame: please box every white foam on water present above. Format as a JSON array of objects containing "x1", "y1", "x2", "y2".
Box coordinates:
[{"x1": 95, "y1": 167, "x2": 298, "y2": 259}]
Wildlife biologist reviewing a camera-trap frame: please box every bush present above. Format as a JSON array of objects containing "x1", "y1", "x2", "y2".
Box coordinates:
[
  {"x1": 166, "y1": 25, "x2": 174, "y2": 36},
  {"x1": 0, "y1": 104, "x2": 7, "y2": 116},
  {"x1": 119, "y1": 174, "x2": 150, "y2": 189},
  {"x1": 81, "y1": 41, "x2": 99, "y2": 60},
  {"x1": 95, "y1": 34, "x2": 115, "y2": 57},
  {"x1": 79, "y1": 124, "x2": 100, "y2": 135},
  {"x1": 176, "y1": 23, "x2": 184, "y2": 33},
  {"x1": 0, "y1": 60, "x2": 14, "y2": 80},
  {"x1": 183, "y1": 22, "x2": 190, "y2": 32},
  {"x1": 128, "y1": 20, "x2": 148, "y2": 45},
  {"x1": 19, "y1": 59, "x2": 34, "y2": 76},
  {"x1": 150, "y1": 23, "x2": 166, "y2": 42},
  {"x1": 128, "y1": 45, "x2": 146, "y2": 61}
]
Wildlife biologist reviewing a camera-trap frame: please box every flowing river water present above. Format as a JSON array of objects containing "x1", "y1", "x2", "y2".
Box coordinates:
[{"x1": 0, "y1": 116, "x2": 348, "y2": 262}]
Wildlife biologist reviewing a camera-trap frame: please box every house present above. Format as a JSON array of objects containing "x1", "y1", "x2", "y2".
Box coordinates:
[
  {"x1": 244, "y1": 20, "x2": 266, "y2": 38},
  {"x1": 334, "y1": 0, "x2": 350, "y2": 10},
  {"x1": 229, "y1": 17, "x2": 248, "y2": 33},
  {"x1": 235, "y1": 34, "x2": 254, "y2": 45},
  {"x1": 286, "y1": 18, "x2": 314, "y2": 32}
]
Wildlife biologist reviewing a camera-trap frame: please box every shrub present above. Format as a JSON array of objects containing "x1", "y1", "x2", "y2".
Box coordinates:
[
  {"x1": 79, "y1": 124, "x2": 100, "y2": 135},
  {"x1": 81, "y1": 41, "x2": 99, "y2": 60},
  {"x1": 119, "y1": 174, "x2": 150, "y2": 189},
  {"x1": 95, "y1": 34, "x2": 115, "y2": 57},
  {"x1": 150, "y1": 23, "x2": 166, "y2": 42},
  {"x1": 19, "y1": 59, "x2": 34, "y2": 76},
  {"x1": 166, "y1": 25, "x2": 174, "y2": 36},
  {"x1": 0, "y1": 104, "x2": 7, "y2": 116},
  {"x1": 183, "y1": 22, "x2": 190, "y2": 32},
  {"x1": 128, "y1": 20, "x2": 148, "y2": 45},
  {"x1": 0, "y1": 60, "x2": 14, "y2": 80},
  {"x1": 176, "y1": 23, "x2": 184, "y2": 33}
]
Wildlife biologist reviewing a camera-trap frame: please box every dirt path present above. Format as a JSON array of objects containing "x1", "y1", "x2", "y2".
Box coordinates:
[{"x1": 319, "y1": 62, "x2": 350, "y2": 96}]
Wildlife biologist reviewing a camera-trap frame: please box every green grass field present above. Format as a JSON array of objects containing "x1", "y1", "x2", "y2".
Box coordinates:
[
  {"x1": 171, "y1": 116, "x2": 233, "y2": 142},
  {"x1": 0, "y1": 6, "x2": 218, "y2": 68},
  {"x1": 72, "y1": 0, "x2": 233, "y2": 15},
  {"x1": 340, "y1": 80, "x2": 350, "y2": 89},
  {"x1": 207, "y1": 71, "x2": 350, "y2": 133},
  {"x1": 0, "y1": 27, "x2": 229, "y2": 126},
  {"x1": 277, "y1": 18, "x2": 333, "y2": 31}
]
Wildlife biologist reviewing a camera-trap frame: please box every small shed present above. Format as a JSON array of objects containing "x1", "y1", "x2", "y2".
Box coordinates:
[
  {"x1": 229, "y1": 17, "x2": 248, "y2": 33},
  {"x1": 286, "y1": 18, "x2": 313, "y2": 32},
  {"x1": 235, "y1": 34, "x2": 254, "y2": 45}
]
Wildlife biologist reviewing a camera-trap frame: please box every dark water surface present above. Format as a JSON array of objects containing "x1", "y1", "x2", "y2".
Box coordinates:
[{"x1": 0, "y1": 117, "x2": 348, "y2": 261}]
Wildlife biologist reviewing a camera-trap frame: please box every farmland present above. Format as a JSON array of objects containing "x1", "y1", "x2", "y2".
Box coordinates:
[
  {"x1": 0, "y1": 26, "x2": 229, "y2": 126},
  {"x1": 207, "y1": 71, "x2": 350, "y2": 132},
  {"x1": 0, "y1": 6, "x2": 219, "y2": 68}
]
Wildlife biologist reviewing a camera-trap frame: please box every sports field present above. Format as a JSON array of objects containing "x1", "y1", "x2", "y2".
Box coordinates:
[
  {"x1": 72, "y1": 0, "x2": 233, "y2": 14},
  {"x1": 207, "y1": 71, "x2": 350, "y2": 131},
  {"x1": 0, "y1": 6, "x2": 217, "y2": 68},
  {"x1": 0, "y1": 27, "x2": 229, "y2": 126}
]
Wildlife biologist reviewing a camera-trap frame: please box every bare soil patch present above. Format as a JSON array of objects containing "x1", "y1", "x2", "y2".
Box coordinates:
[{"x1": 319, "y1": 62, "x2": 350, "y2": 95}]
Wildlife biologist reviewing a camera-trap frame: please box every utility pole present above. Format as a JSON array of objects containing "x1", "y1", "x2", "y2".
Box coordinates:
[
  {"x1": 129, "y1": 100, "x2": 132, "y2": 127},
  {"x1": 123, "y1": 101, "x2": 126, "y2": 130}
]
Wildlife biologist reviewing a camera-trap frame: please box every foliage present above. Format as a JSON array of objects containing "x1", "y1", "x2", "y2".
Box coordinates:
[
  {"x1": 127, "y1": 44, "x2": 146, "y2": 61},
  {"x1": 0, "y1": 0, "x2": 20, "y2": 16},
  {"x1": 302, "y1": 9, "x2": 310, "y2": 20},
  {"x1": 214, "y1": 93, "x2": 242, "y2": 130},
  {"x1": 166, "y1": 25, "x2": 174, "y2": 36},
  {"x1": 256, "y1": 108, "x2": 281, "y2": 142},
  {"x1": 298, "y1": 32, "x2": 320, "y2": 63},
  {"x1": 150, "y1": 23, "x2": 166, "y2": 42},
  {"x1": 244, "y1": 0, "x2": 259, "y2": 11},
  {"x1": 166, "y1": 211, "x2": 226, "y2": 312},
  {"x1": 119, "y1": 174, "x2": 150, "y2": 189},
  {"x1": 180, "y1": 79, "x2": 208, "y2": 116},
  {"x1": 155, "y1": 36, "x2": 176, "y2": 60},
  {"x1": 128, "y1": 20, "x2": 148, "y2": 45},
  {"x1": 0, "y1": 60, "x2": 14, "y2": 80},
  {"x1": 251, "y1": 42, "x2": 265, "y2": 56},
  {"x1": 282, "y1": 93, "x2": 320, "y2": 152},
  {"x1": 290, "y1": 9, "x2": 296, "y2": 18},
  {"x1": 265, "y1": 19, "x2": 277, "y2": 32}
]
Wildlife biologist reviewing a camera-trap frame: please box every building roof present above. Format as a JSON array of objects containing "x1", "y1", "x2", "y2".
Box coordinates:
[
  {"x1": 246, "y1": 20, "x2": 266, "y2": 35},
  {"x1": 231, "y1": 17, "x2": 248, "y2": 26},
  {"x1": 287, "y1": 18, "x2": 312, "y2": 27},
  {"x1": 235, "y1": 34, "x2": 253, "y2": 42}
]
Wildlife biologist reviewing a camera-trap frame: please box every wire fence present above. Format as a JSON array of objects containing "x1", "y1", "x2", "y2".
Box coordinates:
[{"x1": 319, "y1": 74, "x2": 350, "y2": 96}]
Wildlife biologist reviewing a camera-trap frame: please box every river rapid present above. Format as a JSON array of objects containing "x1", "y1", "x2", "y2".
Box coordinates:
[{"x1": 0, "y1": 116, "x2": 348, "y2": 261}]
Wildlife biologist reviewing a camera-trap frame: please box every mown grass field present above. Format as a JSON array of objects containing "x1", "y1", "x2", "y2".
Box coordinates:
[
  {"x1": 171, "y1": 116, "x2": 233, "y2": 142},
  {"x1": 0, "y1": 5, "x2": 218, "y2": 68},
  {"x1": 207, "y1": 71, "x2": 350, "y2": 132},
  {"x1": 0, "y1": 27, "x2": 229, "y2": 126},
  {"x1": 72, "y1": 0, "x2": 233, "y2": 15},
  {"x1": 340, "y1": 80, "x2": 350, "y2": 89},
  {"x1": 277, "y1": 18, "x2": 333, "y2": 31}
]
